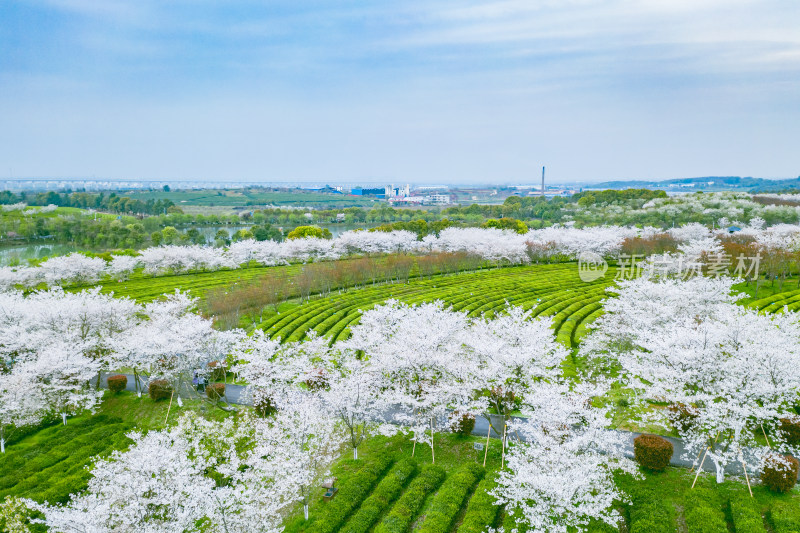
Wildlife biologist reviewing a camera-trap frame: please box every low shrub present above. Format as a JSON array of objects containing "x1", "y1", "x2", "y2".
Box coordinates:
[
  {"x1": 148, "y1": 379, "x2": 173, "y2": 401},
  {"x1": 633, "y1": 434, "x2": 673, "y2": 472},
  {"x1": 451, "y1": 412, "x2": 476, "y2": 437},
  {"x1": 340, "y1": 459, "x2": 417, "y2": 533},
  {"x1": 106, "y1": 374, "x2": 128, "y2": 394},
  {"x1": 761, "y1": 453, "x2": 799, "y2": 493},
  {"x1": 306, "y1": 451, "x2": 395, "y2": 533},
  {"x1": 770, "y1": 500, "x2": 800, "y2": 532},
  {"x1": 418, "y1": 463, "x2": 484, "y2": 533},
  {"x1": 206, "y1": 383, "x2": 225, "y2": 401},
  {"x1": 374, "y1": 464, "x2": 446, "y2": 533},
  {"x1": 683, "y1": 488, "x2": 726, "y2": 533},
  {"x1": 458, "y1": 474, "x2": 501, "y2": 533},
  {"x1": 779, "y1": 416, "x2": 800, "y2": 446},
  {"x1": 728, "y1": 493, "x2": 764, "y2": 533}
]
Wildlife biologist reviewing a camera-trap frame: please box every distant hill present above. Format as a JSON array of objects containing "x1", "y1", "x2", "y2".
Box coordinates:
[{"x1": 591, "y1": 176, "x2": 800, "y2": 193}]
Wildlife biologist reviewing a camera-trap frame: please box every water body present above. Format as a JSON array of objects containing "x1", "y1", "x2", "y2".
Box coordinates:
[{"x1": 0, "y1": 243, "x2": 85, "y2": 266}]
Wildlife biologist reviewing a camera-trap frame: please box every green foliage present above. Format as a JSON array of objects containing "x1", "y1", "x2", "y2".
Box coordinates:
[
  {"x1": 287, "y1": 225, "x2": 332, "y2": 240},
  {"x1": 628, "y1": 488, "x2": 673, "y2": 533},
  {"x1": 571, "y1": 189, "x2": 667, "y2": 205},
  {"x1": 770, "y1": 500, "x2": 800, "y2": 532},
  {"x1": 481, "y1": 217, "x2": 528, "y2": 234},
  {"x1": 458, "y1": 474, "x2": 501, "y2": 533},
  {"x1": 301, "y1": 451, "x2": 396, "y2": 533},
  {"x1": 339, "y1": 459, "x2": 418, "y2": 533},
  {"x1": 373, "y1": 464, "x2": 446, "y2": 533},
  {"x1": 633, "y1": 434, "x2": 673, "y2": 472},
  {"x1": 683, "y1": 488, "x2": 727, "y2": 533},
  {"x1": 728, "y1": 493, "x2": 765, "y2": 533},
  {"x1": 417, "y1": 463, "x2": 484, "y2": 533},
  {"x1": 0, "y1": 415, "x2": 133, "y2": 504}
]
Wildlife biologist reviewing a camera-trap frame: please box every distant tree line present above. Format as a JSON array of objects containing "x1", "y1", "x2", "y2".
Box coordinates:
[{"x1": 0, "y1": 190, "x2": 179, "y2": 216}]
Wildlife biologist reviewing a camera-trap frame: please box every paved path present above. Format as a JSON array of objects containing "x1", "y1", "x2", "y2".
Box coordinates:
[{"x1": 100, "y1": 372, "x2": 758, "y2": 476}]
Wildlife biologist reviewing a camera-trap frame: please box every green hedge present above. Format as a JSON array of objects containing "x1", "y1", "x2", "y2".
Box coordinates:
[
  {"x1": 304, "y1": 451, "x2": 396, "y2": 533},
  {"x1": 628, "y1": 489, "x2": 673, "y2": 533},
  {"x1": 770, "y1": 500, "x2": 800, "y2": 532},
  {"x1": 728, "y1": 493, "x2": 764, "y2": 533},
  {"x1": 373, "y1": 464, "x2": 446, "y2": 533},
  {"x1": 683, "y1": 488, "x2": 726, "y2": 533},
  {"x1": 457, "y1": 474, "x2": 501, "y2": 533},
  {"x1": 339, "y1": 459, "x2": 418, "y2": 533},
  {"x1": 418, "y1": 463, "x2": 484, "y2": 533}
]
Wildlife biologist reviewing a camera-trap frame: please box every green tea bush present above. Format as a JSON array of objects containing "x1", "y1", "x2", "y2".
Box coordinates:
[
  {"x1": 339, "y1": 459, "x2": 417, "y2": 533},
  {"x1": 373, "y1": 464, "x2": 446, "y2": 533},
  {"x1": 728, "y1": 493, "x2": 764, "y2": 533},
  {"x1": 458, "y1": 474, "x2": 501, "y2": 533},
  {"x1": 305, "y1": 451, "x2": 395, "y2": 533},
  {"x1": 418, "y1": 463, "x2": 484, "y2": 533},
  {"x1": 683, "y1": 488, "x2": 726, "y2": 533},
  {"x1": 770, "y1": 500, "x2": 800, "y2": 532},
  {"x1": 628, "y1": 489, "x2": 673, "y2": 533}
]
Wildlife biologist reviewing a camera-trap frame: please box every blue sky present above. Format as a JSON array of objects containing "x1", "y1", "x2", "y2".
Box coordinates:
[{"x1": 0, "y1": 0, "x2": 798, "y2": 184}]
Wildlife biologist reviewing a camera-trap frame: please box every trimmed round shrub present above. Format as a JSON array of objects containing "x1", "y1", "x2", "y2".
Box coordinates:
[
  {"x1": 206, "y1": 383, "x2": 225, "y2": 401},
  {"x1": 148, "y1": 379, "x2": 173, "y2": 402},
  {"x1": 451, "y1": 412, "x2": 476, "y2": 437},
  {"x1": 633, "y1": 434, "x2": 673, "y2": 472},
  {"x1": 254, "y1": 395, "x2": 277, "y2": 417},
  {"x1": 779, "y1": 416, "x2": 800, "y2": 446},
  {"x1": 668, "y1": 403, "x2": 699, "y2": 433},
  {"x1": 207, "y1": 361, "x2": 225, "y2": 381},
  {"x1": 761, "y1": 453, "x2": 799, "y2": 493},
  {"x1": 106, "y1": 374, "x2": 128, "y2": 394}
]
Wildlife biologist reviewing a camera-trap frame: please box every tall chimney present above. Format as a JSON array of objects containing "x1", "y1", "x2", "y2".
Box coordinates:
[{"x1": 541, "y1": 166, "x2": 546, "y2": 197}]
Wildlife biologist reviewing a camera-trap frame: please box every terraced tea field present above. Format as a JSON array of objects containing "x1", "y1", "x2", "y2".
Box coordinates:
[
  {"x1": 282, "y1": 433, "x2": 800, "y2": 533},
  {"x1": 259, "y1": 263, "x2": 617, "y2": 347}
]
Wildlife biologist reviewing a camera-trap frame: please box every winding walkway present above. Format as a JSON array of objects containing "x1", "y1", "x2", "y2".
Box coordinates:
[{"x1": 101, "y1": 372, "x2": 759, "y2": 476}]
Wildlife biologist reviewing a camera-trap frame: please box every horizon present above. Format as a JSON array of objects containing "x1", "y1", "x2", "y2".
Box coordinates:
[{"x1": 1, "y1": 1, "x2": 798, "y2": 183}]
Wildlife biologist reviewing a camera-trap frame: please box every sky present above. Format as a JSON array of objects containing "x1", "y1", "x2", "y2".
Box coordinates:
[{"x1": 0, "y1": 0, "x2": 798, "y2": 184}]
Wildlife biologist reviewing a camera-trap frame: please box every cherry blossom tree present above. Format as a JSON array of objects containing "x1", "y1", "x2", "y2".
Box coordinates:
[
  {"x1": 582, "y1": 276, "x2": 800, "y2": 482},
  {"x1": 316, "y1": 346, "x2": 386, "y2": 459},
  {"x1": 492, "y1": 382, "x2": 638, "y2": 533},
  {"x1": 462, "y1": 305, "x2": 569, "y2": 435},
  {"x1": 36, "y1": 405, "x2": 341, "y2": 532},
  {"x1": 344, "y1": 300, "x2": 477, "y2": 459}
]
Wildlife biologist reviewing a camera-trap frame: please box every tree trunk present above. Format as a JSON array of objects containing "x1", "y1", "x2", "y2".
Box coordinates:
[
  {"x1": 304, "y1": 504, "x2": 309, "y2": 521},
  {"x1": 353, "y1": 447, "x2": 358, "y2": 460},
  {"x1": 62, "y1": 412, "x2": 67, "y2": 425}
]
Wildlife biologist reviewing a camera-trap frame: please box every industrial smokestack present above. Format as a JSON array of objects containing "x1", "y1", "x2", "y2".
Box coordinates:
[{"x1": 541, "y1": 166, "x2": 546, "y2": 197}]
